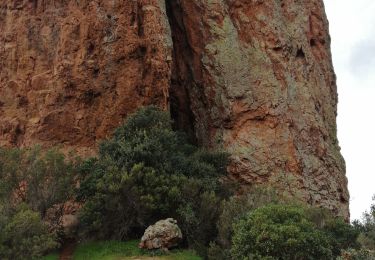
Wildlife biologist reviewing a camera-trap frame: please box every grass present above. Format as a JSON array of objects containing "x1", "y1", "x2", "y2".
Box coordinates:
[
  {"x1": 41, "y1": 252, "x2": 59, "y2": 260},
  {"x1": 43, "y1": 240, "x2": 202, "y2": 260}
]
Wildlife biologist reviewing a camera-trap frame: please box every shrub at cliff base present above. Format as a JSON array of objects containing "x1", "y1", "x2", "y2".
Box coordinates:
[
  {"x1": 208, "y1": 186, "x2": 280, "y2": 259},
  {"x1": 231, "y1": 204, "x2": 333, "y2": 260},
  {"x1": 77, "y1": 106, "x2": 229, "y2": 255},
  {"x1": 0, "y1": 204, "x2": 58, "y2": 260},
  {"x1": 339, "y1": 248, "x2": 375, "y2": 260},
  {"x1": 356, "y1": 196, "x2": 375, "y2": 250},
  {"x1": 0, "y1": 146, "x2": 76, "y2": 217},
  {"x1": 344, "y1": 195, "x2": 375, "y2": 259},
  {"x1": 230, "y1": 204, "x2": 363, "y2": 260},
  {"x1": 0, "y1": 146, "x2": 77, "y2": 258}
]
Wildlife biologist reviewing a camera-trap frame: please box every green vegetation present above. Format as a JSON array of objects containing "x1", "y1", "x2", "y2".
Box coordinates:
[
  {"x1": 339, "y1": 248, "x2": 375, "y2": 260},
  {"x1": 210, "y1": 201, "x2": 363, "y2": 259},
  {"x1": 77, "y1": 106, "x2": 229, "y2": 256},
  {"x1": 1, "y1": 106, "x2": 374, "y2": 259},
  {"x1": 208, "y1": 186, "x2": 280, "y2": 259},
  {"x1": 0, "y1": 204, "x2": 58, "y2": 260},
  {"x1": 41, "y1": 252, "x2": 59, "y2": 260},
  {"x1": 356, "y1": 196, "x2": 375, "y2": 250},
  {"x1": 0, "y1": 146, "x2": 76, "y2": 217},
  {"x1": 346, "y1": 196, "x2": 375, "y2": 260},
  {"x1": 231, "y1": 204, "x2": 333, "y2": 259},
  {"x1": 43, "y1": 240, "x2": 201, "y2": 260},
  {"x1": 0, "y1": 147, "x2": 76, "y2": 259},
  {"x1": 72, "y1": 240, "x2": 142, "y2": 260}
]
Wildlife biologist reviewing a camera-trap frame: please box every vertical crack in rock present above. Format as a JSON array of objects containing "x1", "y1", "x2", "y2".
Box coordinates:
[{"x1": 165, "y1": 0, "x2": 196, "y2": 141}]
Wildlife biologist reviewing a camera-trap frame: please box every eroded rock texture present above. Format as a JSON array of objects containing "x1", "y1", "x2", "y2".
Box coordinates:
[
  {"x1": 0, "y1": 0, "x2": 172, "y2": 155},
  {"x1": 167, "y1": 0, "x2": 348, "y2": 218},
  {"x1": 0, "y1": 0, "x2": 349, "y2": 217}
]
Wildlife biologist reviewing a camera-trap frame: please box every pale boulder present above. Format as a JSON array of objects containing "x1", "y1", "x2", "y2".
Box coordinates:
[{"x1": 139, "y1": 218, "x2": 182, "y2": 250}]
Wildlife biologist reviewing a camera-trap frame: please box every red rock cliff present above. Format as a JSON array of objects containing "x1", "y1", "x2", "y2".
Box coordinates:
[{"x1": 0, "y1": 0, "x2": 349, "y2": 218}]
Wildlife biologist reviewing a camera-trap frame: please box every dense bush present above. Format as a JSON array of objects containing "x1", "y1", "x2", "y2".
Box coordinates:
[
  {"x1": 77, "y1": 106, "x2": 229, "y2": 255},
  {"x1": 339, "y1": 248, "x2": 375, "y2": 260},
  {"x1": 0, "y1": 146, "x2": 76, "y2": 217},
  {"x1": 355, "y1": 196, "x2": 375, "y2": 251},
  {"x1": 304, "y1": 207, "x2": 361, "y2": 256},
  {"x1": 0, "y1": 146, "x2": 77, "y2": 258},
  {"x1": 0, "y1": 204, "x2": 58, "y2": 260},
  {"x1": 324, "y1": 218, "x2": 361, "y2": 255},
  {"x1": 231, "y1": 204, "x2": 334, "y2": 260},
  {"x1": 97, "y1": 106, "x2": 227, "y2": 178},
  {"x1": 78, "y1": 163, "x2": 189, "y2": 239},
  {"x1": 208, "y1": 186, "x2": 279, "y2": 259}
]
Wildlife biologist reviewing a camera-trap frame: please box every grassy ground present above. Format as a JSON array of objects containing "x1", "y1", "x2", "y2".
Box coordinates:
[
  {"x1": 43, "y1": 240, "x2": 202, "y2": 260},
  {"x1": 41, "y1": 252, "x2": 59, "y2": 260}
]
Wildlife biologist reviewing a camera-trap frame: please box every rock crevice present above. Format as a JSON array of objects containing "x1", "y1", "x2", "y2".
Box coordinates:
[{"x1": 166, "y1": 0, "x2": 196, "y2": 140}]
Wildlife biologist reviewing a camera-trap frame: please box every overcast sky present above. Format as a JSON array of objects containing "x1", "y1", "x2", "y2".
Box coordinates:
[{"x1": 324, "y1": 0, "x2": 375, "y2": 220}]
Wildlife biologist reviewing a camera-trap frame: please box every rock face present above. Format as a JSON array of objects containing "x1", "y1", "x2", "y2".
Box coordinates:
[
  {"x1": 0, "y1": 0, "x2": 172, "y2": 155},
  {"x1": 0, "y1": 1, "x2": 348, "y2": 217},
  {"x1": 139, "y1": 218, "x2": 182, "y2": 250}
]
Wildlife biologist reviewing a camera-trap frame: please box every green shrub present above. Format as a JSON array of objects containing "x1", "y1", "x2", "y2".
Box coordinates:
[
  {"x1": 355, "y1": 196, "x2": 375, "y2": 250},
  {"x1": 0, "y1": 146, "x2": 76, "y2": 217},
  {"x1": 0, "y1": 205, "x2": 58, "y2": 260},
  {"x1": 97, "y1": 106, "x2": 227, "y2": 178},
  {"x1": 177, "y1": 191, "x2": 223, "y2": 256},
  {"x1": 231, "y1": 204, "x2": 333, "y2": 260},
  {"x1": 0, "y1": 146, "x2": 77, "y2": 257},
  {"x1": 324, "y1": 218, "x2": 361, "y2": 255},
  {"x1": 78, "y1": 163, "x2": 189, "y2": 239},
  {"x1": 305, "y1": 207, "x2": 361, "y2": 255},
  {"x1": 338, "y1": 248, "x2": 375, "y2": 260},
  {"x1": 77, "y1": 106, "x2": 229, "y2": 255},
  {"x1": 208, "y1": 186, "x2": 279, "y2": 259}
]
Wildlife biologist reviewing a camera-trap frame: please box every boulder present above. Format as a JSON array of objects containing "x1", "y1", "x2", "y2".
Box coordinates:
[{"x1": 139, "y1": 218, "x2": 182, "y2": 250}]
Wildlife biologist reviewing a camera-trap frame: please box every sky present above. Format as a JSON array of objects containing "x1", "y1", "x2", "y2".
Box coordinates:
[{"x1": 324, "y1": 0, "x2": 375, "y2": 220}]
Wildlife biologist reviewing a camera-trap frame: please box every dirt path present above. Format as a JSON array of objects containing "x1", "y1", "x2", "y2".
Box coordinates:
[{"x1": 59, "y1": 239, "x2": 77, "y2": 260}]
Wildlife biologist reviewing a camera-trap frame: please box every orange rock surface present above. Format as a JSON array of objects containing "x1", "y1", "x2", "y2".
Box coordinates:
[
  {"x1": 0, "y1": 0, "x2": 172, "y2": 155},
  {"x1": 0, "y1": 0, "x2": 349, "y2": 218}
]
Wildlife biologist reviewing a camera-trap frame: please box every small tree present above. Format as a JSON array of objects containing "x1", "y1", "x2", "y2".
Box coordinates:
[
  {"x1": 231, "y1": 204, "x2": 333, "y2": 260},
  {"x1": 0, "y1": 146, "x2": 77, "y2": 253},
  {"x1": 77, "y1": 106, "x2": 229, "y2": 255},
  {"x1": 208, "y1": 186, "x2": 279, "y2": 260},
  {"x1": 356, "y1": 195, "x2": 375, "y2": 250},
  {"x1": 0, "y1": 147, "x2": 76, "y2": 217},
  {"x1": 0, "y1": 205, "x2": 58, "y2": 260}
]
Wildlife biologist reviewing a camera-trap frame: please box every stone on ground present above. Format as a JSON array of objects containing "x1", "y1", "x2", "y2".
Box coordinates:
[{"x1": 139, "y1": 218, "x2": 182, "y2": 250}]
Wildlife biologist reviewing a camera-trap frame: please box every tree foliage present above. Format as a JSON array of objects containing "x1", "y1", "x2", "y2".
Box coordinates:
[
  {"x1": 0, "y1": 205, "x2": 58, "y2": 260},
  {"x1": 0, "y1": 146, "x2": 77, "y2": 258},
  {"x1": 208, "y1": 186, "x2": 279, "y2": 259},
  {"x1": 0, "y1": 146, "x2": 76, "y2": 217},
  {"x1": 355, "y1": 195, "x2": 375, "y2": 250},
  {"x1": 231, "y1": 204, "x2": 334, "y2": 260},
  {"x1": 77, "y1": 106, "x2": 229, "y2": 255}
]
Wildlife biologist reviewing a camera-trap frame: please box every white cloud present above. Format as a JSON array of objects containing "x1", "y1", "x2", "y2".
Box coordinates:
[
  {"x1": 350, "y1": 40, "x2": 375, "y2": 80},
  {"x1": 324, "y1": 0, "x2": 375, "y2": 220}
]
